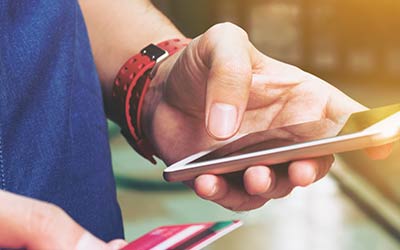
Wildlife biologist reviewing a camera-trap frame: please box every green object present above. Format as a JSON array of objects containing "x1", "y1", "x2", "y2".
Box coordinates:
[
  {"x1": 108, "y1": 120, "x2": 189, "y2": 192},
  {"x1": 211, "y1": 221, "x2": 235, "y2": 231},
  {"x1": 115, "y1": 175, "x2": 188, "y2": 191},
  {"x1": 108, "y1": 120, "x2": 121, "y2": 139}
]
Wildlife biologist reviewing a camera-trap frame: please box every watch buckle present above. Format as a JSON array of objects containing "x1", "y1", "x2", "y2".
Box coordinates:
[{"x1": 141, "y1": 44, "x2": 169, "y2": 79}]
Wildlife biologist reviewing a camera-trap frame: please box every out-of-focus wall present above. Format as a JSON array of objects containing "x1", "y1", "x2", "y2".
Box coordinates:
[
  {"x1": 152, "y1": 0, "x2": 400, "y2": 211},
  {"x1": 153, "y1": 0, "x2": 400, "y2": 85}
]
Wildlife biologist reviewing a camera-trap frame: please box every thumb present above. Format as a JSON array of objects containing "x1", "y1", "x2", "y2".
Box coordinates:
[{"x1": 199, "y1": 23, "x2": 254, "y2": 139}]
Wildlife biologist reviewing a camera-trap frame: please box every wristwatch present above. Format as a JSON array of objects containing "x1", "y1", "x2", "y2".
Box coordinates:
[{"x1": 112, "y1": 38, "x2": 190, "y2": 163}]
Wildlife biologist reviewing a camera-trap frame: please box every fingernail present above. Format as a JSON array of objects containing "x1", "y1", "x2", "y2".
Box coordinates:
[
  {"x1": 208, "y1": 103, "x2": 237, "y2": 138},
  {"x1": 76, "y1": 232, "x2": 108, "y2": 250}
]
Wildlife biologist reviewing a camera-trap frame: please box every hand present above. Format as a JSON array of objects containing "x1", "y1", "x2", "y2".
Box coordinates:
[
  {"x1": 143, "y1": 23, "x2": 392, "y2": 211},
  {"x1": 0, "y1": 190, "x2": 127, "y2": 250}
]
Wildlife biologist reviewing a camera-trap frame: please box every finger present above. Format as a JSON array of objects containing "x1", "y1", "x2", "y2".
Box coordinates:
[
  {"x1": 243, "y1": 166, "x2": 273, "y2": 195},
  {"x1": 199, "y1": 23, "x2": 254, "y2": 139},
  {"x1": 257, "y1": 165, "x2": 294, "y2": 199},
  {"x1": 193, "y1": 174, "x2": 268, "y2": 211},
  {"x1": 75, "y1": 232, "x2": 110, "y2": 250},
  {"x1": 193, "y1": 174, "x2": 226, "y2": 199},
  {"x1": 108, "y1": 239, "x2": 128, "y2": 250},
  {"x1": 0, "y1": 190, "x2": 109, "y2": 250},
  {"x1": 364, "y1": 143, "x2": 393, "y2": 160},
  {"x1": 288, "y1": 156, "x2": 334, "y2": 187}
]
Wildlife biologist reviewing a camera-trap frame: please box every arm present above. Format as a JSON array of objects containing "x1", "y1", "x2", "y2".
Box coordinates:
[
  {"x1": 79, "y1": 0, "x2": 184, "y2": 122},
  {"x1": 1, "y1": 2, "x2": 170, "y2": 248},
  {"x1": 1, "y1": 2, "x2": 173, "y2": 248},
  {"x1": 79, "y1": 0, "x2": 392, "y2": 211}
]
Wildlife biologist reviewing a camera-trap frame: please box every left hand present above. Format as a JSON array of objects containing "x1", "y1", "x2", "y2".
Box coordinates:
[
  {"x1": 0, "y1": 191, "x2": 127, "y2": 250},
  {"x1": 143, "y1": 23, "x2": 392, "y2": 211}
]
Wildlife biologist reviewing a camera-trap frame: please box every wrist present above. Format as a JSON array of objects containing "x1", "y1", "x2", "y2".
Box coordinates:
[
  {"x1": 141, "y1": 51, "x2": 181, "y2": 148},
  {"x1": 111, "y1": 38, "x2": 190, "y2": 163},
  {"x1": 105, "y1": 35, "x2": 187, "y2": 125}
]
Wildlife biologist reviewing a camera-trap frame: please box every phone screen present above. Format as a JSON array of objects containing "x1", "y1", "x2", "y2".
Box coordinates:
[{"x1": 191, "y1": 103, "x2": 400, "y2": 163}]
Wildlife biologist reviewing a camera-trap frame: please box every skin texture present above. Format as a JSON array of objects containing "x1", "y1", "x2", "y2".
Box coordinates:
[
  {"x1": 142, "y1": 23, "x2": 391, "y2": 211},
  {"x1": 1, "y1": 0, "x2": 392, "y2": 248},
  {"x1": 0, "y1": 190, "x2": 127, "y2": 250}
]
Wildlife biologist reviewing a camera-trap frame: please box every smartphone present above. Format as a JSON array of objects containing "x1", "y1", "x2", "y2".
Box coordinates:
[{"x1": 164, "y1": 103, "x2": 400, "y2": 182}]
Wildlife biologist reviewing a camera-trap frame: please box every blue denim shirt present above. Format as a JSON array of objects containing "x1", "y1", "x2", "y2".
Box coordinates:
[{"x1": 0, "y1": 1, "x2": 124, "y2": 241}]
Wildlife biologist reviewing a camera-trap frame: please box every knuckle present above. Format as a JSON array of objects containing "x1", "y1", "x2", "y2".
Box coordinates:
[
  {"x1": 206, "y1": 22, "x2": 249, "y2": 41},
  {"x1": 216, "y1": 60, "x2": 249, "y2": 75}
]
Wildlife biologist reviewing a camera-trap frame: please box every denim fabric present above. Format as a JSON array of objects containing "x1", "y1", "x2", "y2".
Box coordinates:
[{"x1": 0, "y1": 1, "x2": 124, "y2": 241}]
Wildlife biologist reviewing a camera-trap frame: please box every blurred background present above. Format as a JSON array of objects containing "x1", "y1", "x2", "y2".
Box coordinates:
[{"x1": 111, "y1": 1, "x2": 400, "y2": 249}]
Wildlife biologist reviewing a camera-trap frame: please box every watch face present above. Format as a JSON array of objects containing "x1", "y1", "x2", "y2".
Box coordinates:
[{"x1": 141, "y1": 44, "x2": 168, "y2": 61}]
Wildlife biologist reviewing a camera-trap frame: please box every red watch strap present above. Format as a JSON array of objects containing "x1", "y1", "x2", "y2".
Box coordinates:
[{"x1": 113, "y1": 38, "x2": 190, "y2": 163}]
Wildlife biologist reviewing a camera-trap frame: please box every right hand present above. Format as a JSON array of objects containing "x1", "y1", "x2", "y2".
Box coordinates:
[
  {"x1": 0, "y1": 190, "x2": 127, "y2": 250},
  {"x1": 144, "y1": 23, "x2": 392, "y2": 211}
]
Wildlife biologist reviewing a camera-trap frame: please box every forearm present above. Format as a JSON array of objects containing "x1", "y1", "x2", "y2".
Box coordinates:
[{"x1": 79, "y1": 0, "x2": 184, "y2": 121}]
